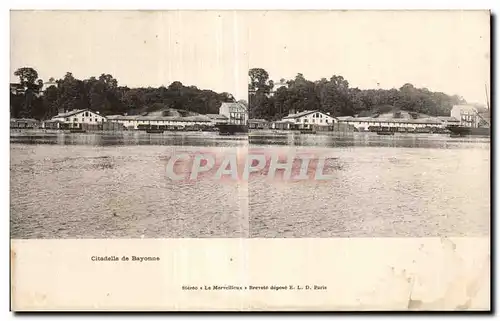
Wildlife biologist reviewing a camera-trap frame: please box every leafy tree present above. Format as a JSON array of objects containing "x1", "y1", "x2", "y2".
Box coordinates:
[
  {"x1": 13, "y1": 67, "x2": 44, "y2": 118},
  {"x1": 10, "y1": 67, "x2": 240, "y2": 120},
  {"x1": 248, "y1": 67, "x2": 468, "y2": 120}
]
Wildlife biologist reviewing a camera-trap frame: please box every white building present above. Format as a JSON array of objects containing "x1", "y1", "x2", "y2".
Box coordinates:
[
  {"x1": 281, "y1": 110, "x2": 337, "y2": 129},
  {"x1": 40, "y1": 80, "x2": 58, "y2": 94},
  {"x1": 450, "y1": 105, "x2": 481, "y2": 128},
  {"x1": 49, "y1": 109, "x2": 107, "y2": 128},
  {"x1": 437, "y1": 116, "x2": 461, "y2": 127},
  {"x1": 269, "y1": 79, "x2": 289, "y2": 96},
  {"x1": 337, "y1": 116, "x2": 444, "y2": 131},
  {"x1": 273, "y1": 79, "x2": 288, "y2": 91},
  {"x1": 105, "y1": 114, "x2": 213, "y2": 130},
  {"x1": 219, "y1": 102, "x2": 248, "y2": 125},
  {"x1": 206, "y1": 114, "x2": 229, "y2": 125}
]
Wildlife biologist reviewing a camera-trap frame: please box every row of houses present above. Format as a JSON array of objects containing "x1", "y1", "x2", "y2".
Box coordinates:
[
  {"x1": 249, "y1": 105, "x2": 487, "y2": 132},
  {"x1": 12, "y1": 103, "x2": 487, "y2": 133},
  {"x1": 10, "y1": 102, "x2": 249, "y2": 131}
]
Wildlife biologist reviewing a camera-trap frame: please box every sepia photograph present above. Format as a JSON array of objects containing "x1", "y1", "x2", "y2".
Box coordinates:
[
  {"x1": 9, "y1": 9, "x2": 492, "y2": 312},
  {"x1": 10, "y1": 10, "x2": 249, "y2": 239},
  {"x1": 247, "y1": 11, "x2": 490, "y2": 238}
]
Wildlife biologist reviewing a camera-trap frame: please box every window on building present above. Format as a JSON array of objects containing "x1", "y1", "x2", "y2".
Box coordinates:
[
  {"x1": 304, "y1": 119, "x2": 308, "y2": 123},
  {"x1": 320, "y1": 119, "x2": 323, "y2": 123},
  {"x1": 326, "y1": 119, "x2": 329, "y2": 123},
  {"x1": 316, "y1": 113, "x2": 319, "y2": 117},
  {"x1": 74, "y1": 118, "x2": 78, "y2": 122},
  {"x1": 66, "y1": 118, "x2": 69, "y2": 121},
  {"x1": 295, "y1": 119, "x2": 300, "y2": 123},
  {"x1": 85, "y1": 112, "x2": 89, "y2": 117}
]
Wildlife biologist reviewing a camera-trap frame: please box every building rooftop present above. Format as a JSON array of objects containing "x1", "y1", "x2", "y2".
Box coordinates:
[
  {"x1": 336, "y1": 116, "x2": 354, "y2": 121},
  {"x1": 283, "y1": 110, "x2": 333, "y2": 119},
  {"x1": 437, "y1": 116, "x2": 460, "y2": 122},
  {"x1": 10, "y1": 118, "x2": 38, "y2": 122},
  {"x1": 53, "y1": 109, "x2": 90, "y2": 118},
  {"x1": 206, "y1": 114, "x2": 228, "y2": 120},
  {"x1": 452, "y1": 104, "x2": 479, "y2": 110},
  {"x1": 249, "y1": 119, "x2": 269, "y2": 123},
  {"x1": 220, "y1": 102, "x2": 248, "y2": 112},
  {"x1": 338, "y1": 116, "x2": 444, "y2": 124},
  {"x1": 106, "y1": 114, "x2": 212, "y2": 122}
]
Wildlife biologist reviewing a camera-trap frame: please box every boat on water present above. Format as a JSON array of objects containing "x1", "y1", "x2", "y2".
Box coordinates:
[
  {"x1": 446, "y1": 125, "x2": 490, "y2": 136},
  {"x1": 376, "y1": 131, "x2": 395, "y2": 136},
  {"x1": 216, "y1": 124, "x2": 248, "y2": 135}
]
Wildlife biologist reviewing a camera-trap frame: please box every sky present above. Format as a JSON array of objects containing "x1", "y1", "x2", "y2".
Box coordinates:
[
  {"x1": 10, "y1": 11, "x2": 248, "y2": 101},
  {"x1": 248, "y1": 10, "x2": 490, "y2": 106},
  {"x1": 10, "y1": 11, "x2": 490, "y2": 105}
]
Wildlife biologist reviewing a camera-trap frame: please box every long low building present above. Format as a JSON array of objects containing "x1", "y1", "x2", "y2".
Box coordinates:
[
  {"x1": 106, "y1": 114, "x2": 214, "y2": 130},
  {"x1": 39, "y1": 108, "x2": 226, "y2": 131},
  {"x1": 336, "y1": 115, "x2": 456, "y2": 131},
  {"x1": 10, "y1": 118, "x2": 40, "y2": 129},
  {"x1": 269, "y1": 109, "x2": 460, "y2": 132}
]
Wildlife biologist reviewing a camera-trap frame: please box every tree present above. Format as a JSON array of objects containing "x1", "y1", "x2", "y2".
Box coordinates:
[
  {"x1": 248, "y1": 67, "x2": 467, "y2": 119},
  {"x1": 248, "y1": 68, "x2": 274, "y2": 94},
  {"x1": 13, "y1": 67, "x2": 44, "y2": 118},
  {"x1": 10, "y1": 68, "x2": 241, "y2": 119},
  {"x1": 14, "y1": 67, "x2": 39, "y2": 87}
]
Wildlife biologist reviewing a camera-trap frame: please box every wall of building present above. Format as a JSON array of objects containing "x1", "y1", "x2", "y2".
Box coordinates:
[
  {"x1": 339, "y1": 119, "x2": 443, "y2": 131},
  {"x1": 451, "y1": 106, "x2": 480, "y2": 128},
  {"x1": 108, "y1": 118, "x2": 214, "y2": 130},
  {"x1": 287, "y1": 112, "x2": 336, "y2": 129},
  {"x1": 53, "y1": 111, "x2": 107, "y2": 127},
  {"x1": 10, "y1": 119, "x2": 40, "y2": 129},
  {"x1": 219, "y1": 103, "x2": 248, "y2": 125},
  {"x1": 313, "y1": 123, "x2": 356, "y2": 132}
]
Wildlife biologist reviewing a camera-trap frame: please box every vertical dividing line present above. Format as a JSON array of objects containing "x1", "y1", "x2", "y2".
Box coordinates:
[
  {"x1": 237, "y1": 143, "x2": 250, "y2": 311},
  {"x1": 233, "y1": 10, "x2": 251, "y2": 310},
  {"x1": 233, "y1": 11, "x2": 240, "y2": 101}
]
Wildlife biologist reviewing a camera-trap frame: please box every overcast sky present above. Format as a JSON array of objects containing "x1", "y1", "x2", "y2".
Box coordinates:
[
  {"x1": 11, "y1": 11, "x2": 490, "y2": 105},
  {"x1": 248, "y1": 10, "x2": 490, "y2": 106},
  {"x1": 10, "y1": 11, "x2": 248, "y2": 101}
]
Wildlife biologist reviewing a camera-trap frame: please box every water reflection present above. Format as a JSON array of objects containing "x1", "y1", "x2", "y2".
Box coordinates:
[
  {"x1": 10, "y1": 130, "x2": 490, "y2": 238},
  {"x1": 10, "y1": 131, "x2": 248, "y2": 147},
  {"x1": 249, "y1": 132, "x2": 490, "y2": 149},
  {"x1": 249, "y1": 144, "x2": 490, "y2": 237}
]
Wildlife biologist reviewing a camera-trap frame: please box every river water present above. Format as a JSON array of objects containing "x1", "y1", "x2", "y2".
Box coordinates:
[{"x1": 10, "y1": 131, "x2": 490, "y2": 238}]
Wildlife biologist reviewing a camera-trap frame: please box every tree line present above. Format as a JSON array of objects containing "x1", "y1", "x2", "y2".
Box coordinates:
[
  {"x1": 10, "y1": 67, "x2": 238, "y2": 120},
  {"x1": 248, "y1": 68, "x2": 467, "y2": 120}
]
